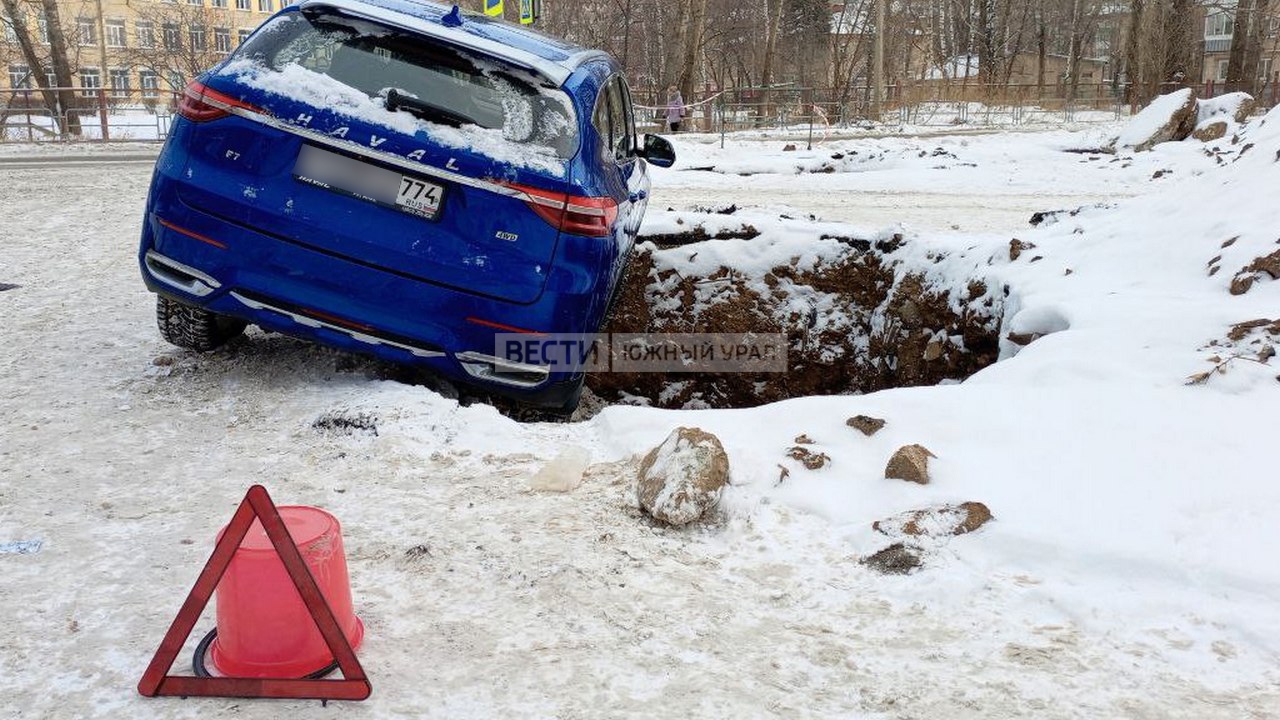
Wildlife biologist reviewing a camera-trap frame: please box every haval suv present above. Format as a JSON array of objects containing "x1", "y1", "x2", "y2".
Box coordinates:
[{"x1": 139, "y1": 0, "x2": 674, "y2": 410}]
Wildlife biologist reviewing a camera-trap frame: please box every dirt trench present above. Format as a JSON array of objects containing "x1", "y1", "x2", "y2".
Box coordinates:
[{"x1": 588, "y1": 231, "x2": 1004, "y2": 410}]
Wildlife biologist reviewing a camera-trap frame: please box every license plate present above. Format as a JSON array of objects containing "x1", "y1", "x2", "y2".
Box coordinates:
[
  {"x1": 395, "y1": 176, "x2": 443, "y2": 217},
  {"x1": 293, "y1": 144, "x2": 444, "y2": 221}
]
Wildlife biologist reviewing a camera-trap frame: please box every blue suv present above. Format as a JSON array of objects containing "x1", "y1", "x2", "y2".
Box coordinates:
[{"x1": 140, "y1": 0, "x2": 674, "y2": 411}]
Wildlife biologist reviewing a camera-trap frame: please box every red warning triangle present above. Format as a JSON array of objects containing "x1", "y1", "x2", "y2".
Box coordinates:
[{"x1": 137, "y1": 485, "x2": 371, "y2": 701}]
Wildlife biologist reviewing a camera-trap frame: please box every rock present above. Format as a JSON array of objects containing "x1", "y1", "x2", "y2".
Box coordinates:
[
  {"x1": 787, "y1": 446, "x2": 830, "y2": 470},
  {"x1": 1115, "y1": 88, "x2": 1197, "y2": 152},
  {"x1": 1197, "y1": 91, "x2": 1257, "y2": 126},
  {"x1": 923, "y1": 339, "x2": 945, "y2": 362},
  {"x1": 861, "y1": 543, "x2": 922, "y2": 575},
  {"x1": 793, "y1": 434, "x2": 815, "y2": 445},
  {"x1": 530, "y1": 446, "x2": 591, "y2": 493},
  {"x1": 873, "y1": 502, "x2": 993, "y2": 538},
  {"x1": 782, "y1": 144, "x2": 797, "y2": 152},
  {"x1": 1009, "y1": 239, "x2": 1036, "y2": 261},
  {"x1": 1192, "y1": 120, "x2": 1229, "y2": 142},
  {"x1": 637, "y1": 427, "x2": 730, "y2": 525},
  {"x1": 1230, "y1": 275, "x2": 1255, "y2": 296},
  {"x1": 1227, "y1": 318, "x2": 1277, "y2": 341},
  {"x1": 1006, "y1": 331, "x2": 1041, "y2": 346},
  {"x1": 885, "y1": 444, "x2": 936, "y2": 484},
  {"x1": 846, "y1": 415, "x2": 886, "y2": 436},
  {"x1": 1230, "y1": 250, "x2": 1280, "y2": 295}
]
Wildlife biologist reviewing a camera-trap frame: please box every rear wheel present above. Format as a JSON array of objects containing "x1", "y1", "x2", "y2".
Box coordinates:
[{"x1": 155, "y1": 295, "x2": 246, "y2": 351}]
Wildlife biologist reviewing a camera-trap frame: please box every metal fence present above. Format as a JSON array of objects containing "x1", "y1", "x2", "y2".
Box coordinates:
[
  {"x1": 1, "y1": 87, "x2": 181, "y2": 142},
  {"x1": 638, "y1": 80, "x2": 1280, "y2": 140}
]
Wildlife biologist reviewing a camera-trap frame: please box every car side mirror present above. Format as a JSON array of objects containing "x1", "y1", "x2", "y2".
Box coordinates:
[{"x1": 638, "y1": 134, "x2": 676, "y2": 168}]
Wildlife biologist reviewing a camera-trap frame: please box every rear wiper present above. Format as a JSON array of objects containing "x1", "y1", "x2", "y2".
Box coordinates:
[{"x1": 385, "y1": 88, "x2": 473, "y2": 128}]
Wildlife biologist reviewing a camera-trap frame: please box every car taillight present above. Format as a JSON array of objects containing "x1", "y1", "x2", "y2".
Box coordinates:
[
  {"x1": 504, "y1": 182, "x2": 618, "y2": 238},
  {"x1": 176, "y1": 80, "x2": 263, "y2": 123}
]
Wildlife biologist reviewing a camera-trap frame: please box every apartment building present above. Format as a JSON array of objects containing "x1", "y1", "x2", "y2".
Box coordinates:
[
  {"x1": 1199, "y1": 0, "x2": 1280, "y2": 88},
  {"x1": 1, "y1": 0, "x2": 288, "y2": 100}
]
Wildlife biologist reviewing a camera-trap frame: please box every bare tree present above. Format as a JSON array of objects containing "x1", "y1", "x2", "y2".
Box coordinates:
[
  {"x1": 1, "y1": 0, "x2": 83, "y2": 134},
  {"x1": 1226, "y1": 0, "x2": 1271, "y2": 92}
]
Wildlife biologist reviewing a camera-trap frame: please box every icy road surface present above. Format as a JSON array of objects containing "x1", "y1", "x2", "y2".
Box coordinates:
[{"x1": 1, "y1": 127, "x2": 1279, "y2": 719}]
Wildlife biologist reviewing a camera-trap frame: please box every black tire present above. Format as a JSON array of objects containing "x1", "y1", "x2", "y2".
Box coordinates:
[{"x1": 155, "y1": 295, "x2": 246, "y2": 352}]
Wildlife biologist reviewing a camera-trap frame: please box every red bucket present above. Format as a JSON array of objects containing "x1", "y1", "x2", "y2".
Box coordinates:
[{"x1": 210, "y1": 506, "x2": 364, "y2": 678}]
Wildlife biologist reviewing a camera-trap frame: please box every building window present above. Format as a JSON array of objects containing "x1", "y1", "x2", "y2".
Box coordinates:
[
  {"x1": 162, "y1": 22, "x2": 181, "y2": 50},
  {"x1": 214, "y1": 27, "x2": 231, "y2": 52},
  {"x1": 8, "y1": 64, "x2": 32, "y2": 89},
  {"x1": 236, "y1": 0, "x2": 251, "y2": 10},
  {"x1": 106, "y1": 19, "x2": 127, "y2": 47},
  {"x1": 1216, "y1": 59, "x2": 1230, "y2": 82},
  {"x1": 137, "y1": 21, "x2": 155, "y2": 48},
  {"x1": 258, "y1": 0, "x2": 273, "y2": 12},
  {"x1": 1205, "y1": 12, "x2": 1233, "y2": 38},
  {"x1": 79, "y1": 67, "x2": 101, "y2": 96},
  {"x1": 211, "y1": 0, "x2": 227, "y2": 7},
  {"x1": 109, "y1": 68, "x2": 131, "y2": 98},
  {"x1": 1261, "y1": 57, "x2": 1274, "y2": 81},
  {"x1": 140, "y1": 70, "x2": 160, "y2": 98},
  {"x1": 167, "y1": 71, "x2": 185, "y2": 91},
  {"x1": 2, "y1": 15, "x2": 17, "y2": 44},
  {"x1": 76, "y1": 16, "x2": 96, "y2": 46},
  {"x1": 189, "y1": 25, "x2": 206, "y2": 51},
  {"x1": 187, "y1": 0, "x2": 202, "y2": 5},
  {"x1": 36, "y1": 14, "x2": 48, "y2": 44}
]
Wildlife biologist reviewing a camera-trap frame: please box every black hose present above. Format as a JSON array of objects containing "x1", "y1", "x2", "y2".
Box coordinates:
[{"x1": 192, "y1": 628, "x2": 340, "y2": 679}]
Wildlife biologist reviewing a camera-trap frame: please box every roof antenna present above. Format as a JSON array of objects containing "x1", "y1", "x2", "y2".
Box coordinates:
[{"x1": 442, "y1": 5, "x2": 464, "y2": 27}]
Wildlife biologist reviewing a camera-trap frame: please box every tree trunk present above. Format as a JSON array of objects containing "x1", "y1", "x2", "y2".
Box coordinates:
[
  {"x1": 1, "y1": 0, "x2": 82, "y2": 135},
  {"x1": 676, "y1": 0, "x2": 708, "y2": 101},
  {"x1": 1037, "y1": 19, "x2": 1047, "y2": 99},
  {"x1": 1226, "y1": 0, "x2": 1251, "y2": 86},
  {"x1": 872, "y1": 0, "x2": 885, "y2": 119},
  {"x1": 758, "y1": 0, "x2": 785, "y2": 122}
]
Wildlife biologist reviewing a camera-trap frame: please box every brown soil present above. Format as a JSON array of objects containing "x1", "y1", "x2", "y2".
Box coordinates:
[{"x1": 588, "y1": 234, "x2": 1004, "y2": 409}]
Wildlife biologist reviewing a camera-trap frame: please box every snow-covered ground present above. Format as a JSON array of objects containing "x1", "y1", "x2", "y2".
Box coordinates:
[
  {"x1": 1, "y1": 120, "x2": 1278, "y2": 719},
  {"x1": 651, "y1": 123, "x2": 1210, "y2": 232}
]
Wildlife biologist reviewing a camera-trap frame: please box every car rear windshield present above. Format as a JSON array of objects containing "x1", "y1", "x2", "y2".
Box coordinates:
[{"x1": 228, "y1": 10, "x2": 579, "y2": 161}]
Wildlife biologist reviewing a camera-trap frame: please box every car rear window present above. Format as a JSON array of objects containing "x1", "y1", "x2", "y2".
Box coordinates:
[{"x1": 227, "y1": 10, "x2": 578, "y2": 162}]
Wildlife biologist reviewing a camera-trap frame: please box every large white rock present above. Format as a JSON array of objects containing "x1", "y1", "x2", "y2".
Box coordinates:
[
  {"x1": 1115, "y1": 89, "x2": 1197, "y2": 152},
  {"x1": 1197, "y1": 91, "x2": 1256, "y2": 126},
  {"x1": 636, "y1": 427, "x2": 730, "y2": 525}
]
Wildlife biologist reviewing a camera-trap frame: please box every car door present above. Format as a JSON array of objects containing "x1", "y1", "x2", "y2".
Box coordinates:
[{"x1": 595, "y1": 75, "x2": 649, "y2": 290}]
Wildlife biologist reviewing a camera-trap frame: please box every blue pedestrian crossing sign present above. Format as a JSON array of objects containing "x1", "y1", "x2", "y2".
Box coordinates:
[{"x1": 484, "y1": 0, "x2": 502, "y2": 16}]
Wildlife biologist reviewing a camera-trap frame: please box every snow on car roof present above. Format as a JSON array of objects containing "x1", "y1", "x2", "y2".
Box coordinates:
[{"x1": 295, "y1": 0, "x2": 611, "y2": 86}]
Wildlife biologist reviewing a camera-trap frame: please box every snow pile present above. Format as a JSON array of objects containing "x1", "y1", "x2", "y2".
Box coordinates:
[
  {"x1": 1114, "y1": 87, "x2": 1196, "y2": 151},
  {"x1": 594, "y1": 105, "x2": 1280, "y2": 698}
]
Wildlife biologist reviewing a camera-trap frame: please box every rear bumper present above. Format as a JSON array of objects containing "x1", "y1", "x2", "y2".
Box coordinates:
[{"x1": 140, "y1": 177, "x2": 608, "y2": 408}]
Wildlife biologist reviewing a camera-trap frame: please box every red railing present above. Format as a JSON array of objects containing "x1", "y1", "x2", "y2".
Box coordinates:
[{"x1": 1, "y1": 87, "x2": 182, "y2": 142}]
